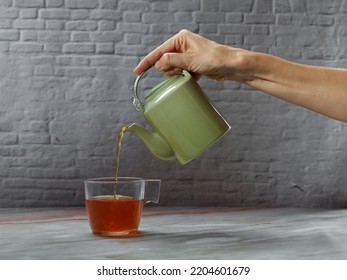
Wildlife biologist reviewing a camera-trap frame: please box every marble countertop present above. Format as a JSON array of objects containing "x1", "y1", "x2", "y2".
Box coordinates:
[{"x1": 1, "y1": 207, "x2": 347, "y2": 260}]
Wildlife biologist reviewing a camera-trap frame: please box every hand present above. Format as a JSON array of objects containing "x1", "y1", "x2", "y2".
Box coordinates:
[{"x1": 133, "y1": 29, "x2": 246, "y2": 81}]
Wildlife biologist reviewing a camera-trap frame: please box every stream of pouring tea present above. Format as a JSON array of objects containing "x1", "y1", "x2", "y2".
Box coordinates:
[{"x1": 114, "y1": 125, "x2": 129, "y2": 198}]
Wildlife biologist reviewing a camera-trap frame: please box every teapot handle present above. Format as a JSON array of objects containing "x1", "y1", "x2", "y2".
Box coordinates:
[{"x1": 132, "y1": 66, "x2": 152, "y2": 111}]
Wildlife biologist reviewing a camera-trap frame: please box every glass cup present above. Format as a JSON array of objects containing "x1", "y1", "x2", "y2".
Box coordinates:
[{"x1": 84, "y1": 177, "x2": 160, "y2": 237}]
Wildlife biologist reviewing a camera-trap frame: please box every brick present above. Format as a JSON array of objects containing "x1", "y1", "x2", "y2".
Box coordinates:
[
  {"x1": 89, "y1": 55, "x2": 117, "y2": 66},
  {"x1": 20, "y1": 133, "x2": 50, "y2": 144},
  {"x1": 44, "y1": 43, "x2": 62, "y2": 52},
  {"x1": 307, "y1": 1, "x2": 340, "y2": 14},
  {"x1": 220, "y1": 0, "x2": 254, "y2": 12},
  {"x1": 71, "y1": 32, "x2": 90, "y2": 42},
  {"x1": 56, "y1": 55, "x2": 72, "y2": 65},
  {"x1": 169, "y1": 0, "x2": 200, "y2": 12},
  {"x1": 291, "y1": 0, "x2": 308, "y2": 13},
  {"x1": 39, "y1": 8, "x2": 71, "y2": 19},
  {"x1": 71, "y1": 56, "x2": 89, "y2": 65},
  {"x1": 244, "y1": 14, "x2": 276, "y2": 24},
  {"x1": 276, "y1": 14, "x2": 292, "y2": 25},
  {"x1": 0, "y1": 8, "x2": 19, "y2": 19},
  {"x1": 96, "y1": 43, "x2": 114, "y2": 54},
  {"x1": 14, "y1": 0, "x2": 44, "y2": 8},
  {"x1": 46, "y1": 0, "x2": 63, "y2": 7},
  {"x1": 317, "y1": 15, "x2": 335, "y2": 26},
  {"x1": 24, "y1": 107, "x2": 49, "y2": 121},
  {"x1": 218, "y1": 24, "x2": 252, "y2": 35},
  {"x1": 66, "y1": 20, "x2": 98, "y2": 31},
  {"x1": 0, "y1": 147, "x2": 25, "y2": 157},
  {"x1": 252, "y1": 25, "x2": 269, "y2": 35},
  {"x1": 245, "y1": 35, "x2": 275, "y2": 48},
  {"x1": 30, "y1": 121, "x2": 49, "y2": 132},
  {"x1": 0, "y1": 133, "x2": 18, "y2": 145},
  {"x1": 8, "y1": 167, "x2": 26, "y2": 177},
  {"x1": 98, "y1": 20, "x2": 115, "y2": 31},
  {"x1": 124, "y1": 11, "x2": 141, "y2": 23},
  {"x1": 0, "y1": 0, "x2": 12, "y2": 7},
  {"x1": 41, "y1": 189, "x2": 76, "y2": 202},
  {"x1": 302, "y1": 47, "x2": 323, "y2": 59},
  {"x1": 0, "y1": 30, "x2": 19, "y2": 41},
  {"x1": 10, "y1": 42, "x2": 43, "y2": 52},
  {"x1": 225, "y1": 35, "x2": 243, "y2": 46},
  {"x1": 99, "y1": 0, "x2": 118, "y2": 9},
  {"x1": 200, "y1": 24, "x2": 217, "y2": 34},
  {"x1": 53, "y1": 159, "x2": 74, "y2": 168},
  {"x1": 13, "y1": 19, "x2": 45, "y2": 29},
  {"x1": 18, "y1": 158, "x2": 52, "y2": 168},
  {"x1": 35, "y1": 65, "x2": 54, "y2": 76},
  {"x1": 65, "y1": 0, "x2": 98, "y2": 9},
  {"x1": 274, "y1": 0, "x2": 291, "y2": 13},
  {"x1": 119, "y1": 1, "x2": 150, "y2": 12},
  {"x1": 225, "y1": 13, "x2": 243, "y2": 23},
  {"x1": 194, "y1": 12, "x2": 224, "y2": 23},
  {"x1": 143, "y1": 12, "x2": 174, "y2": 24},
  {"x1": 114, "y1": 44, "x2": 148, "y2": 56},
  {"x1": 174, "y1": 12, "x2": 193, "y2": 23},
  {"x1": 90, "y1": 9, "x2": 122, "y2": 20},
  {"x1": 90, "y1": 31, "x2": 122, "y2": 42},
  {"x1": 71, "y1": 10, "x2": 90, "y2": 20},
  {"x1": 20, "y1": 31, "x2": 38, "y2": 41},
  {"x1": 0, "y1": 19, "x2": 12, "y2": 29},
  {"x1": 117, "y1": 23, "x2": 149, "y2": 34},
  {"x1": 201, "y1": 0, "x2": 218, "y2": 11},
  {"x1": 19, "y1": 9, "x2": 37, "y2": 19},
  {"x1": 26, "y1": 167, "x2": 76, "y2": 179},
  {"x1": 0, "y1": 42, "x2": 9, "y2": 52},
  {"x1": 152, "y1": 2, "x2": 169, "y2": 12},
  {"x1": 63, "y1": 43, "x2": 95, "y2": 53},
  {"x1": 55, "y1": 66, "x2": 96, "y2": 77},
  {"x1": 150, "y1": 24, "x2": 170, "y2": 34},
  {"x1": 25, "y1": 144, "x2": 77, "y2": 159},
  {"x1": 142, "y1": 35, "x2": 165, "y2": 46},
  {"x1": 45, "y1": 20, "x2": 65, "y2": 30},
  {"x1": 38, "y1": 31, "x2": 70, "y2": 42},
  {"x1": 254, "y1": 0, "x2": 273, "y2": 13},
  {"x1": 123, "y1": 35, "x2": 138, "y2": 47}
]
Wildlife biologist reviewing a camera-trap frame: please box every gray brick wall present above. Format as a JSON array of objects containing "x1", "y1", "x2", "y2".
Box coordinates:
[{"x1": 0, "y1": 0, "x2": 347, "y2": 207}]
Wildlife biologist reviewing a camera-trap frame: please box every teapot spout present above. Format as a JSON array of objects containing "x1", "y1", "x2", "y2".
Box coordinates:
[{"x1": 126, "y1": 123, "x2": 175, "y2": 161}]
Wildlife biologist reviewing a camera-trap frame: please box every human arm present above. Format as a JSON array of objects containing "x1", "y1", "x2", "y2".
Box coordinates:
[{"x1": 134, "y1": 29, "x2": 347, "y2": 123}]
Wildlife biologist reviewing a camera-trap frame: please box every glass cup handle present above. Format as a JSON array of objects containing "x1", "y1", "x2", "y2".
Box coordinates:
[{"x1": 144, "y1": 179, "x2": 161, "y2": 203}]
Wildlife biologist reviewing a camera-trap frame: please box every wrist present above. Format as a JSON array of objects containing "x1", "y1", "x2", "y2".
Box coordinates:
[{"x1": 223, "y1": 46, "x2": 259, "y2": 83}]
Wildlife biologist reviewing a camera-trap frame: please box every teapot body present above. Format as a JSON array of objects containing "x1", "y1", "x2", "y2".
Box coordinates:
[{"x1": 141, "y1": 71, "x2": 230, "y2": 164}]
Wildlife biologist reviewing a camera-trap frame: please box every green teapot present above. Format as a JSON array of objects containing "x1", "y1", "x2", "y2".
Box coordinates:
[{"x1": 127, "y1": 69, "x2": 231, "y2": 165}]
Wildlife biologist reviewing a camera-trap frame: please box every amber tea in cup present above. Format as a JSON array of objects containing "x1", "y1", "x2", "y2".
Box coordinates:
[{"x1": 84, "y1": 177, "x2": 160, "y2": 237}]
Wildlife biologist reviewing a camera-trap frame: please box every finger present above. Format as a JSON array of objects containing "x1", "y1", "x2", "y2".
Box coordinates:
[
  {"x1": 133, "y1": 34, "x2": 182, "y2": 74},
  {"x1": 155, "y1": 52, "x2": 189, "y2": 72}
]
